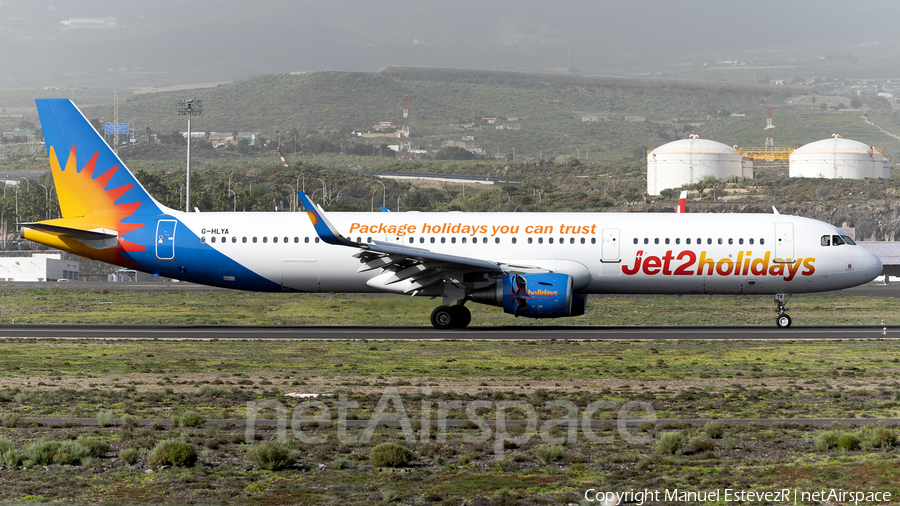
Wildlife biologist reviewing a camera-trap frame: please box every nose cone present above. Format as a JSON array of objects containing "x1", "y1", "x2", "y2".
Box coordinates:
[{"x1": 859, "y1": 247, "x2": 883, "y2": 283}]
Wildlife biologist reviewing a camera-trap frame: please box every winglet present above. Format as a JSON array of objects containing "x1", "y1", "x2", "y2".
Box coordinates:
[
  {"x1": 297, "y1": 191, "x2": 358, "y2": 247},
  {"x1": 380, "y1": 206, "x2": 390, "y2": 212},
  {"x1": 676, "y1": 190, "x2": 687, "y2": 214}
]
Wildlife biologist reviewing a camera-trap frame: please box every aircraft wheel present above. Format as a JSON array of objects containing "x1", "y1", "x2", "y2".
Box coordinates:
[
  {"x1": 776, "y1": 314, "x2": 792, "y2": 328},
  {"x1": 449, "y1": 305, "x2": 471, "y2": 329},
  {"x1": 430, "y1": 306, "x2": 454, "y2": 330}
]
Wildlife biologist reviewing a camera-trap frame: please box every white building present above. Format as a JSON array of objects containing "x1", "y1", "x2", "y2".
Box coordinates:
[
  {"x1": 647, "y1": 135, "x2": 753, "y2": 196},
  {"x1": 789, "y1": 134, "x2": 890, "y2": 179},
  {"x1": 0, "y1": 253, "x2": 79, "y2": 282}
]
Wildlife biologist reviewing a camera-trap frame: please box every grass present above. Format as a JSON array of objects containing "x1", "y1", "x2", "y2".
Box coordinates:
[{"x1": 0, "y1": 287, "x2": 896, "y2": 327}]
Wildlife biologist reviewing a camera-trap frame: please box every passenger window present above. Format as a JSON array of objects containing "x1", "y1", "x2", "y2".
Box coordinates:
[
  {"x1": 462, "y1": 237, "x2": 467, "y2": 244},
  {"x1": 296, "y1": 237, "x2": 300, "y2": 243},
  {"x1": 707, "y1": 238, "x2": 712, "y2": 245},
  {"x1": 728, "y1": 238, "x2": 733, "y2": 245},
  {"x1": 538, "y1": 238, "x2": 543, "y2": 244},
  {"x1": 495, "y1": 238, "x2": 500, "y2": 244},
  {"x1": 367, "y1": 237, "x2": 372, "y2": 243},
  {"x1": 686, "y1": 238, "x2": 691, "y2": 245},
  {"x1": 675, "y1": 238, "x2": 680, "y2": 245},
  {"x1": 633, "y1": 238, "x2": 638, "y2": 244},
  {"x1": 232, "y1": 237, "x2": 237, "y2": 243},
  {"x1": 420, "y1": 237, "x2": 425, "y2": 244},
  {"x1": 201, "y1": 237, "x2": 206, "y2": 243},
  {"x1": 304, "y1": 237, "x2": 309, "y2": 243},
  {"x1": 654, "y1": 238, "x2": 659, "y2": 245},
  {"x1": 441, "y1": 237, "x2": 445, "y2": 244},
  {"x1": 284, "y1": 237, "x2": 288, "y2": 244},
  {"x1": 644, "y1": 238, "x2": 649, "y2": 245},
  {"x1": 430, "y1": 237, "x2": 435, "y2": 244},
  {"x1": 483, "y1": 237, "x2": 488, "y2": 244},
  {"x1": 749, "y1": 238, "x2": 754, "y2": 245},
  {"x1": 760, "y1": 238, "x2": 765, "y2": 245},
  {"x1": 211, "y1": 237, "x2": 216, "y2": 243},
  {"x1": 549, "y1": 238, "x2": 554, "y2": 244},
  {"x1": 738, "y1": 238, "x2": 743, "y2": 245},
  {"x1": 591, "y1": 238, "x2": 596, "y2": 244},
  {"x1": 665, "y1": 238, "x2": 670, "y2": 245},
  {"x1": 527, "y1": 238, "x2": 532, "y2": 244},
  {"x1": 409, "y1": 237, "x2": 414, "y2": 244},
  {"x1": 512, "y1": 237, "x2": 517, "y2": 244},
  {"x1": 273, "y1": 237, "x2": 278, "y2": 243},
  {"x1": 580, "y1": 238, "x2": 585, "y2": 244},
  {"x1": 452, "y1": 237, "x2": 456, "y2": 244},
  {"x1": 718, "y1": 238, "x2": 723, "y2": 245},
  {"x1": 242, "y1": 237, "x2": 247, "y2": 243},
  {"x1": 315, "y1": 237, "x2": 320, "y2": 243},
  {"x1": 832, "y1": 235, "x2": 844, "y2": 246},
  {"x1": 253, "y1": 237, "x2": 258, "y2": 243},
  {"x1": 263, "y1": 237, "x2": 268, "y2": 243},
  {"x1": 821, "y1": 235, "x2": 831, "y2": 246}
]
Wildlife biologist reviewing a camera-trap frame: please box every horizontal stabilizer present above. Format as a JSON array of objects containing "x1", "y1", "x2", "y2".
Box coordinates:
[{"x1": 19, "y1": 223, "x2": 118, "y2": 239}]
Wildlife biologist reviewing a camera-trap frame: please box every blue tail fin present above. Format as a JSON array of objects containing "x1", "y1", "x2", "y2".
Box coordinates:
[{"x1": 36, "y1": 99, "x2": 165, "y2": 219}]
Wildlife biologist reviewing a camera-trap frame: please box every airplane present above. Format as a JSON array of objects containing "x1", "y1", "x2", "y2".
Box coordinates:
[{"x1": 23, "y1": 99, "x2": 883, "y2": 329}]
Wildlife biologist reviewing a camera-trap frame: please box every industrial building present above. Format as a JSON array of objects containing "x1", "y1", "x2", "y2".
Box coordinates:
[
  {"x1": 789, "y1": 134, "x2": 890, "y2": 179},
  {"x1": 0, "y1": 253, "x2": 79, "y2": 282},
  {"x1": 646, "y1": 135, "x2": 753, "y2": 196}
]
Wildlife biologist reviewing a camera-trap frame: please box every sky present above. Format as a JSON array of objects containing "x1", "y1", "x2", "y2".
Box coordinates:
[{"x1": 1, "y1": 0, "x2": 898, "y2": 88}]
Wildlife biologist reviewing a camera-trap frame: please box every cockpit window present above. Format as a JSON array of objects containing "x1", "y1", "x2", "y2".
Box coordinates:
[
  {"x1": 841, "y1": 235, "x2": 856, "y2": 245},
  {"x1": 821, "y1": 235, "x2": 831, "y2": 246},
  {"x1": 832, "y1": 235, "x2": 845, "y2": 246}
]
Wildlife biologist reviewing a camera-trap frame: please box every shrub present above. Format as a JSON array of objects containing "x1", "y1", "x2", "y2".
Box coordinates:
[
  {"x1": 245, "y1": 442, "x2": 294, "y2": 471},
  {"x1": 703, "y1": 421, "x2": 725, "y2": 439},
  {"x1": 96, "y1": 410, "x2": 118, "y2": 427},
  {"x1": 330, "y1": 457, "x2": 350, "y2": 470},
  {"x1": 147, "y1": 440, "x2": 197, "y2": 467},
  {"x1": 535, "y1": 445, "x2": 564, "y2": 465},
  {"x1": 119, "y1": 448, "x2": 139, "y2": 465},
  {"x1": 656, "y1": 432, "x2": 685, "y2": 455},
  {"x1": 13, "y1": 391, "x2": 29, "y2": 404},
  {"x1": 688, "y1": 436, "x2": 716, "y2": 453},
  {"x1": 370, "y1": 443, "x2": 414, "y2": 468},
  {"x1": 0, "y1": 436, "x2": 14, "y2": 454},
  {"x1": 77, "y1": 437, "x2": 109, "y2": 458},
  {"x1": 815, "y1": 430, "x2": 842, "y2": 451},
  {"x1": 836, "y1": 432, "x2": 861, "y2": 452},
  {"x1": 178, "y1": 411, "x2": 206, "y2": 428},
  {"x1": 1, "y1": 449, "x2": 23, "y2": 467},
  {"x1": 859, "y1": 425, "x2": 896, "y2": 449},
  {"x1": 24, "y1": 439, "x2": 90, "y2": 466}
]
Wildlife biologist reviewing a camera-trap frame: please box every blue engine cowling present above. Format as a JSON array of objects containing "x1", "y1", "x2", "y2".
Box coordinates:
[{"x1": 471, "y1": 273, "x2": 587, "y2": 318}]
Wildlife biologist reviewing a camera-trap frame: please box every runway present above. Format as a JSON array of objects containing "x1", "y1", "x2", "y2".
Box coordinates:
[{"x1": 0, "y1": 323, "x2": 896, "y2": 340}]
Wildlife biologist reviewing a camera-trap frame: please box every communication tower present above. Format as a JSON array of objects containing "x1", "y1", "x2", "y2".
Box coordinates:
[
  {"x1": 765, "y1": 107, "x2": 775, "y2": 148},
  {"x1": 399, "y1": 94, "x2": 411, "y2": 158}
]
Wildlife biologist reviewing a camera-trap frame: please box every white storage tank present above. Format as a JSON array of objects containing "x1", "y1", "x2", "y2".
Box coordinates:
[
  {"x1": 647, "y1": 135, "x2": 753, "y2": 196},
  {"x1": 789, "y1": 134, "x2": 889, "y2": 179}
]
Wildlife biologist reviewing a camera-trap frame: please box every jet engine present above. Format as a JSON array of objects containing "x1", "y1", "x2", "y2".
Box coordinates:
[{"x1": 471, "y1": 273, "x2": 586, "y2": 318}]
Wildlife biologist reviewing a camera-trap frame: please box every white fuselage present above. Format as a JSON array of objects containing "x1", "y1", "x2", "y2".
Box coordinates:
[{"x1": 169, "y1": 210, "x2": 882, "y2": 295}]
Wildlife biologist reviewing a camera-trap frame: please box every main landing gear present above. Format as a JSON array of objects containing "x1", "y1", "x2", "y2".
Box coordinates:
[
  {"x1": 774, "y1": 293, "x2": 792, "y2": 328},
  {"x1": 430, "y1": 304, "x2": 471, "y2": 330}
]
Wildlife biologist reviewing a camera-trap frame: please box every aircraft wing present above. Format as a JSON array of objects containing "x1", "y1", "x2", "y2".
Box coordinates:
[{"x1": 298, "y1": 192, "x2": 546, "y2": 294}]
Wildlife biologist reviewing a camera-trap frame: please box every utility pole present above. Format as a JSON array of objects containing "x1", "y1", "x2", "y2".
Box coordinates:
[{"x1": 175, "y1": 99, "x2": 202, "y2": 212}]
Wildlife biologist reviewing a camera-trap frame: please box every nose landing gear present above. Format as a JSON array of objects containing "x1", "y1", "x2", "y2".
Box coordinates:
[{"x1": 774, "y1": 293, "x2": 792, "y2": 328}]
